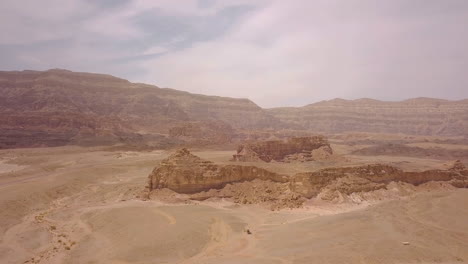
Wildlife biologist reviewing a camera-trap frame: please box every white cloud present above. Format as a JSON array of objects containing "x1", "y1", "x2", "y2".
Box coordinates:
[
  {"x1": 142, "y1": 46, "x2": 168, "y2": 55},
  {"x1": 0, "y1": 0, "x2": 95, "y2": 44},
  {"x1": 1, "y1": 0, "x2": 468, "y2": 107},
  {"x1": 138, "y1": 1, "x2": 366, "y2": 106},
  {"x1": 139, "y1": 0, "x2": 468, "y2": 107}
]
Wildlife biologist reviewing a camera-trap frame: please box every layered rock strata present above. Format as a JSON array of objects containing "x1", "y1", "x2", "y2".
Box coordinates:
[
  {"x1": 147, "y1": 148, "x2": 288, "y2": 194},
  {"x1": 0, "y1": 69, "x2": 280, "y2": 148},
  {"x1": 147, "y1": 149, "x2": 468, "y2": 208},
  {"x1": 290, "y1": 161, "x2": 468, "y2": 199},
  {"x1": 268, "y1": 98, "x2": 468, "y2": 136},
  {"x1": 232, "y1": 136, "x2": 333, "y2": 162}
]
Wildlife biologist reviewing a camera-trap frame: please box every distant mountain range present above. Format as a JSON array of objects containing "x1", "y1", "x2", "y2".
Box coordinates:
[
  {"x1": 268, "y1": 97, "x2": 468, "y2": 136},
  {"x1": 1, "y1": 69, "x2": 467, "y2": 148}
]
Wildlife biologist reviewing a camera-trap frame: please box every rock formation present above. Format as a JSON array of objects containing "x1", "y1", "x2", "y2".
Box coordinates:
[
  {"x1": 146, "y1": 148, "x2": 305, "y2": 209},
  {"x1": 189, "y1": 179, "x2": 305, "y2": 210},
  {"x1": 147, "y1": 148, "x2": 288, "y2": 194},
  {"x1": 451, "y1": 160, "x2": 466, "y2": 171},
  {"x1": 231, "y1": 136, "x2": 333, "y2": 162},
  {"x1": 290, "y1": 164, "x2": 468, "y2": 199},
  {"x1": 147, "y1": 149, "x2": 468, "y2": 208}
]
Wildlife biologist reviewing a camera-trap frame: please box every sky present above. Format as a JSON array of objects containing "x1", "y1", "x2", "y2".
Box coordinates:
[{"x1": 1, "y1": 0, "x2": 467, "y2": 107}]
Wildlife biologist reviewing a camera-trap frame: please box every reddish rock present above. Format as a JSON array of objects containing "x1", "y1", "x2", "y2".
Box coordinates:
[
  {"x1": 168, "y1": 120, "x2": 235, "y2": 145},
  {"x1": 0, "y1": 69, "x2": 281, "y2": 148},
  {"x1": 232, "y1": 136, "x2": 332, "y2": 162}
]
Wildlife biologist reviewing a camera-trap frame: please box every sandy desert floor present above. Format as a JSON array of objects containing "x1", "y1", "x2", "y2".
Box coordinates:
[{"x1": 1, "y1": 143, "x2": 468, "y2": 264}]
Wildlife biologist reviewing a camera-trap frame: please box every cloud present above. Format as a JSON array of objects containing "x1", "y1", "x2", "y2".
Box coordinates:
[
  {"x1": 139, "y1": 0, "x2": 468, "y2": 107},
  {"x1": 1, "y1": 0, "x2": 467, "y2": 107},
  {"x1": 142, "y1": 46, "x2": 168, "y2": 55}
]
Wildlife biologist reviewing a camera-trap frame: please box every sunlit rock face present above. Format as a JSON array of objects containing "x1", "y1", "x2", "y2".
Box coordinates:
[
  {"x1": 290, "y1": 162, "x2": 468, "y2": 199},
  {"x1": 147, "y1": 148, "x2": 288, "y2": 194}
]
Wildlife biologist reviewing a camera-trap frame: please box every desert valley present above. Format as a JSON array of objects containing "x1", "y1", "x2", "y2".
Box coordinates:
[{"x1": 0, "y1": 69, "x2": 467, "y2": 264}]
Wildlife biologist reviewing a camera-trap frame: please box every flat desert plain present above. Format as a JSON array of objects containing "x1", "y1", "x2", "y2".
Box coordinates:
[{"x1": 1, "y1": 142, "x2": 468, "y2": 264}]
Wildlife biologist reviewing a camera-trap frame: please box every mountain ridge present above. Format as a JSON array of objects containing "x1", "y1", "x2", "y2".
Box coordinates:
[{"x1": 1, "y1": 69, "x2": 467, "y2": 148}]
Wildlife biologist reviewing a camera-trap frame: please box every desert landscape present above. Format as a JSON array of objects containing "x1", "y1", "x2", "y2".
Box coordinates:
[{"x1": 1, "y1": 69, "x2": 468, "y2": 264}]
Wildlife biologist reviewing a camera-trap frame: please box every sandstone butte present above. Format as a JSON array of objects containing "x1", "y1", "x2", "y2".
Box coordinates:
[
  {"x1": 147, "y1": 148, "x2": 288, "y2": 194},
  {"x1": 231, "y1": 136, "x2": 333, "y2": 162},
  {"x1": 147, "y1": 149, "x2": 468, "y2": 207}
]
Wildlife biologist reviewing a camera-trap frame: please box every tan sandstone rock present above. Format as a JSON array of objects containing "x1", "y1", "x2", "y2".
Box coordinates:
[
  {"x1": 291, "y1": 163, "x2": 468, "y2": 199},
  {"x1": 147, "y1": 148, "x2": 288, "y2": 194}
]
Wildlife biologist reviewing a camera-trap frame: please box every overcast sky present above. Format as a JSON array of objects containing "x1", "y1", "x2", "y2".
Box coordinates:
[{"x1": 1, "y1": 0, "x2": 467, "y2": 107}]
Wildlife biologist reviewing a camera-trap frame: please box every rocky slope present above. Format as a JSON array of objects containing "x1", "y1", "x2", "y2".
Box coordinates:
[
  {"x1": 0, "y1": 69, "x2": 280, "y2": 148},
  {"x1": 1, "y1": 69, "x2": 467, "y2": 148},
  {"x1": 268, "y1": 98, "x2": 468, "y2": 136}
]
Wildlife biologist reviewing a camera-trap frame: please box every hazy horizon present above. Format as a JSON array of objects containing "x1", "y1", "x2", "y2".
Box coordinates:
[
  {"x1": 3, "y1": 67, "x2": 468, "y2": 109},
  {"x1": 1, "y1": 0, "x2": 468, "y2": 107}
]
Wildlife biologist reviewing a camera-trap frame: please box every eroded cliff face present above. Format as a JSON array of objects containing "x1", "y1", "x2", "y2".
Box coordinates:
[
  {"x1": 268, "y1": 98, "x2": 468, "y2": 136},
  {"x1": 290, "y1": 162, "x2": 468, "y2": 199},
  {"x1": 0, "y1": 69, "x2": 280, "y2": 148},
  {"x1": 147, "y1": 149, "x2": 468, "y2": 209},
  {"x1": 232, "y1": 136, "x2": 333, "y2": 162},
  {"x1": 2, "y1": 69, "x2": 468, "y2": 148},
  {"x1": 147, "y1": 148, "x2": 288, "y2": 194}
]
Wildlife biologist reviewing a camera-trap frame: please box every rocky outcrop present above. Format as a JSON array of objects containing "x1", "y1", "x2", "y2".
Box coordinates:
[
  {"x1": 147, "y1": 150, "x2": 468, "y2": 208},
  {"x1": 232, "y1": 136, "x2": 332, "y2": 162},
  {"x1": 189, "y1": 179, "x2": 305, "y2": 210},
  {"x1": 147, "y1": 148, "x2": 288, "y2": 194},
  {"x1": 290, "y1": 163, "x2": 468, "y2": 199},
  {"x1": 283, "y1": 145, "x2": 334, "y2": 162}
]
